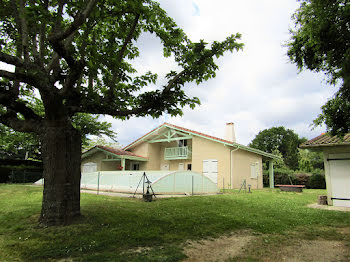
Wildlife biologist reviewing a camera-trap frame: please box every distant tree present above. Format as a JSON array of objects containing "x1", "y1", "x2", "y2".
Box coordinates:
[
  {"x1": 72, "y1": 113, "x2": 117, "y2": 149},
  {"x1": 271, "y1": 147, "x2": 286, "y2": 169},
  {"x1": 298, "y1": 149, "x2": 324, "y2": 172},
  {"x1": 0, "y1": 1, "x2": 243, "y2": 226},
  {"x1": 287, "y1": 0, "x2": 350, "y2": 136},
  {"x1": 0, "y1": 124, "x2": 39, "y2": 159},
  {"x1": 0, "y1": 114, "x2": 116, "y2": 160},
  {"x1": 82, "y1": 136, "x2": 120, "y2": 152},
  {"x1": 249, "y1": 127, "x2": 306, "y2": 170}
]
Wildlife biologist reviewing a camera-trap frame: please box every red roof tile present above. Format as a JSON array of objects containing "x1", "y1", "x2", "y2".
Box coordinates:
[
  {"x1": 123, "y1": 122, "x2": 278, "y2": 159},
  {"x1": 164, "y1": 123, "x2": 234, "y2": 145},
  {"x1": 301, "y1": 133, "x2": 350, "y2": 148},
  {"x1": 123, "y1": 122, "x2": 234, "y2": 150},
  {"x1": 84, "y1": 145, "x2": 147, "y2": 159},
  {"x1": 123, "y1": 123, "x2": 168, "y2": 150}
]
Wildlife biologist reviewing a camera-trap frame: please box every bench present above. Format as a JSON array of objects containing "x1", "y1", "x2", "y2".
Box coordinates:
[{"x1": 275, "y1": 184, "x2": 305, "y2": 192}]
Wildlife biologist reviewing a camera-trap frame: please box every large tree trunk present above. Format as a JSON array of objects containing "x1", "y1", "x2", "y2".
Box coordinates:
[{"x1": 39, "y1": 120, "x2": 82, "y2": 226}]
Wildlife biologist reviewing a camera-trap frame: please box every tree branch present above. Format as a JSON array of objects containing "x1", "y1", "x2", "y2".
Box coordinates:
[
  {"x1": 0, "y1": 52, "x2": 25, "y2": 68},
  {"x1": 164, "y1": 71, "x2": 186, "y2": 91},
  {"x1": 51, "y1": 41, "x2": 78, "y2": 68},
  {"x1": 116, "y1": 13, "x2": 140, "y2": 66},
  {"x1": 0, "y1": 111, "x2": 40, "y2": 133},
  {"x1": 31, "y1": 34, "x2": 42, "y2": 66},
  {"x1": 49, "y1": 0, "x2": 98, "y2": 42},
  {"x1": 0, "y1": 90, "x2": 42, "y2": 121},
  {"x1": 19, "y1": 0, "x2": 30, "y2": 62},
  {"x1": 67, "y1": 104, "x2": 144, "y2": 117},
  {"x1": 39, "y1": 1, "x2": 48, "y2": 61},
  {"x1": 107, "y1": 13, "x2": 140, "y2": 101},
  {"x1": 0, "y1": 69, "x2": 40, "y2": 87}
]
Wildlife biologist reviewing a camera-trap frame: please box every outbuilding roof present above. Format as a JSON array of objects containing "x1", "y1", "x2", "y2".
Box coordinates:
[
  {"x1": 124, "y1": 122, "x2": 279, "y2": 160},
  {"x1": 301, "y1": 133, "x2": 350, "y2": 148},
  {"x1": 82, "y1": 145, "x2": 148, "y2": 161}
]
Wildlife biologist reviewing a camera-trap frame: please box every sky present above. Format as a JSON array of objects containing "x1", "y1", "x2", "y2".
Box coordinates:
[
  {"x1": 0, "y1": 1, "x2": 337, "y2": 148},
  {"x1": 107, "y1": 0, "x2": 336, "y2": 147}
]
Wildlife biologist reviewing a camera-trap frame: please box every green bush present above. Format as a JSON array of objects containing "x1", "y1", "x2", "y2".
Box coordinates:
[
  {"x1": 0, "y1": 165, "x2": 42, "y2": 183},
  {"x1": 0, "y1": 167, "x2": 10, "y2": 183},
  {"x1": 263, "y1": 167, "x2": 295, "y2": 187},
  {"x1": 263, "y1": 168, "x2": 326, "y2": 189},
  {"x1": 307, "y1": 173, "x2": 326, "y2": 189},
  {"x1": 293, "y1": 173, "x2": 311, "y2": 186}
]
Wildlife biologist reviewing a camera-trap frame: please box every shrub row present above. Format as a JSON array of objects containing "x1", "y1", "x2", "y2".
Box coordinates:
[
  {"x1": 263, "y1": 167, "x2": 326, "y2": 189},
  {"x1": 0, "y1": 165, "x2": 43, "y2": 183}
]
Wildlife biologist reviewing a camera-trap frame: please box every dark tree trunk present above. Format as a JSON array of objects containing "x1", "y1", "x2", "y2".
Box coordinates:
[{"x1": 39, "y1": 120, "x2": 82, "y2": 226}]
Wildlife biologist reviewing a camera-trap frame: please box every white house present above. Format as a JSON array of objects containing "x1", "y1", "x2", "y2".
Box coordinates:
[{"x1": 301, "y1": 133, "x2": 350, "y2": 207}]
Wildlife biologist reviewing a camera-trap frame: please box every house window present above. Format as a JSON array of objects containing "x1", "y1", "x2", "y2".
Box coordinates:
[
  {"x1": 178, "y1": 139, "x2": 187, "y2": 147},
  {"x1": 132, "y1": 163, "x2": 140, "y2": 170},
  {"x1": 187, "y1": 164, "x2": 192, "y2": 170},
  {"x1": 250, "y1": 162, "x2": 259, "y2": 179}
]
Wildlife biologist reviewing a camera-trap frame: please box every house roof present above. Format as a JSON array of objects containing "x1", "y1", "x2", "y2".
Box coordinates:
[
  {"x1": 124, "y1": 122, "x2": 279, "y2": 160},
  {"x1": 301, "y1": 133, "x2": 350, "y2": 148},
  {"x1": 82, "y1": 145, "x2": 148, "y2": 161}
]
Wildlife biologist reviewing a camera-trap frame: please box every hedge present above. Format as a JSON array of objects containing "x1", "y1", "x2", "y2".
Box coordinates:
[
  {"x1": 263, "y1": 168, "x2": 326, "y2": 189},
  {"x1": 0, "y1": 163, "x2": 43, "y2": 183}
]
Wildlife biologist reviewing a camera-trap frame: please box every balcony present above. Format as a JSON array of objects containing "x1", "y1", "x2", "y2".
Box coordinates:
[{"x1": 164, "y1": 146, "x2": 191, "y2": 160}]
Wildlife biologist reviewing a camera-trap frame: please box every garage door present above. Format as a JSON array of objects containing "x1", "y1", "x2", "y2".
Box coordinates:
[
  {"x1": 329, "y1": 159, "x2": 350, "y2": 207},
  {"x1": 203, "y1": 159, "x2": 218, "y2": 184}
]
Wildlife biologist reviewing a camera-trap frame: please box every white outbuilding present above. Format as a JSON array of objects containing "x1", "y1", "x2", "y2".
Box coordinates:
[{"x1": 301, "y1": 133, "x2": 350, "y2": 207}]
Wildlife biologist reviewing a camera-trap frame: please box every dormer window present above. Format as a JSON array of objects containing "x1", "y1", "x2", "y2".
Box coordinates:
[{"x1": 178, "y1": 139, "x2": 187, "y2": 147}]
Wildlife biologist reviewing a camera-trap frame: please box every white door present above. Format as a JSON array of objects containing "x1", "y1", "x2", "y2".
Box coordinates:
[
  {"x1": 82, "y1": 162, "x2": 97, "y2": 173},
  {"x1": 178, "y1": 163, "x2": 184, "y2": 171},
  {"x1": 203, "y1": 159, "x2": 218, "y2": 184},
  {"x1": 330, "y1": 159, "x2": 350, "y2": 207},
  {"x1": 161, "y1": 164, "x2": 169, "y2": 170}
]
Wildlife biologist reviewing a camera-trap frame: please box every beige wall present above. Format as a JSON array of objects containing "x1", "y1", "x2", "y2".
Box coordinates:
[
  {"x1": 231, "y1": 149, "x2": 263, "y2": 189},
  {"x1": 81, "y1": 151, "x2": 121, "y2": 171},
  {"x1": 127, "y1": 134, "x2": 264, "y2": 189},
  {"x1": 82, "y1": 151, "x2": 103, "y2": 171},
  {"x1": 158, "y1": 140, "x2": 192, "y2": 171},
  {"x1": 130, "y1": 142, "x2": 149, "y2": 158},
  {"x1": 129, "y1": 140, "x2": 193, "y2": 171},
  {"x1": 129, "y1": 142, "x2": 161, "y2": 170},
  {"x1": 191, "y1": 136, "x2": 231, "y2": 189}
]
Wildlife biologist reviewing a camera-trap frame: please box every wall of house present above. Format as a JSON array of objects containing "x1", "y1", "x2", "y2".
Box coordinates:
[
  {"x1": 130, "y1": 142, "x2": 149, "y2": 158},
  {"x1": 102, "y1": 160, "x2": 121, "y2": 171},
  {"x1": 320, "y1": 145, "x2": 350, "y2": 206},
  {"x1": 128, "y1": 142, "x2": 161, "y2": 170},
  {"x1": 158, "y1": 140, "x2": 193, "y2": 171},
  {"x1": 129, "y1": 139, "x2": 194, "y2": 171},
  {"x1": 191, "y1": 136, "x2": 231, "y2": 189},
  {"x1": 127, "y1": 135, "x2": 264, "y2": 190},
  {"x1": 146, "y1": 143, "x2": 162, "y2": 169},
  {"x1": 231, "y1": 149, "x2": 263, "y2": 189},
  {"x1": 81, "y1": 151, "x2": 104, "y2": 171},
  {"x1": 81, "y1": 151, "x2": 121, "y2": 171}
]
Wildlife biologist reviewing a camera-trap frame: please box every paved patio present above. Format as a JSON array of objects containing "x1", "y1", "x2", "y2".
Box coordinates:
[{"x1": 308, "y1": 203, "x2": 350, "y2": 212}]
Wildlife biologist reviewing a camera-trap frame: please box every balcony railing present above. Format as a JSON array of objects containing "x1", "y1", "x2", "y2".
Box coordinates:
[{"x1": 164, "y1": 146, "x2": 191, "y2": 160}]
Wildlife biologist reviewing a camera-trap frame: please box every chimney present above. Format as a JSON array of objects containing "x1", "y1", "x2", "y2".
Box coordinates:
[{"x1": 225, "y1": 122, "x2": 236, "y2": 143}]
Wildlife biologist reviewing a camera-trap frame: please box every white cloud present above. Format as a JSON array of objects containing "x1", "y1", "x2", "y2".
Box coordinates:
[{"x1": 105, "y1": 0, "x2": 337, "y2": 147}]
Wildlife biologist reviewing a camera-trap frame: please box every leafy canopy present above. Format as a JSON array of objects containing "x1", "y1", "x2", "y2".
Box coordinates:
[
  {"x1": 287, "y1": 0, "x2": 350, "y2": 136},
  {"x1": 0, "y1": 0, "x2": 243, "y2": 135},
  {"x1": 0, "y1": 89, "x2": 116, "y2": 159},
  {"x1": 249, "y1": 126, "x2": 307, "y2": 170},
  {"x1": 298, "y1": 148, "x2": 324, "y2": 173},
  {"x1": 0, "y1": 113, "x2": 117, "y2": 159}
]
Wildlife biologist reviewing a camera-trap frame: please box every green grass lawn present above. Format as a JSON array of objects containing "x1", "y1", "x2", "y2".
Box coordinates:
[{"x1": 0, "y1": 184, "x2": 350, "y2": 261}]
